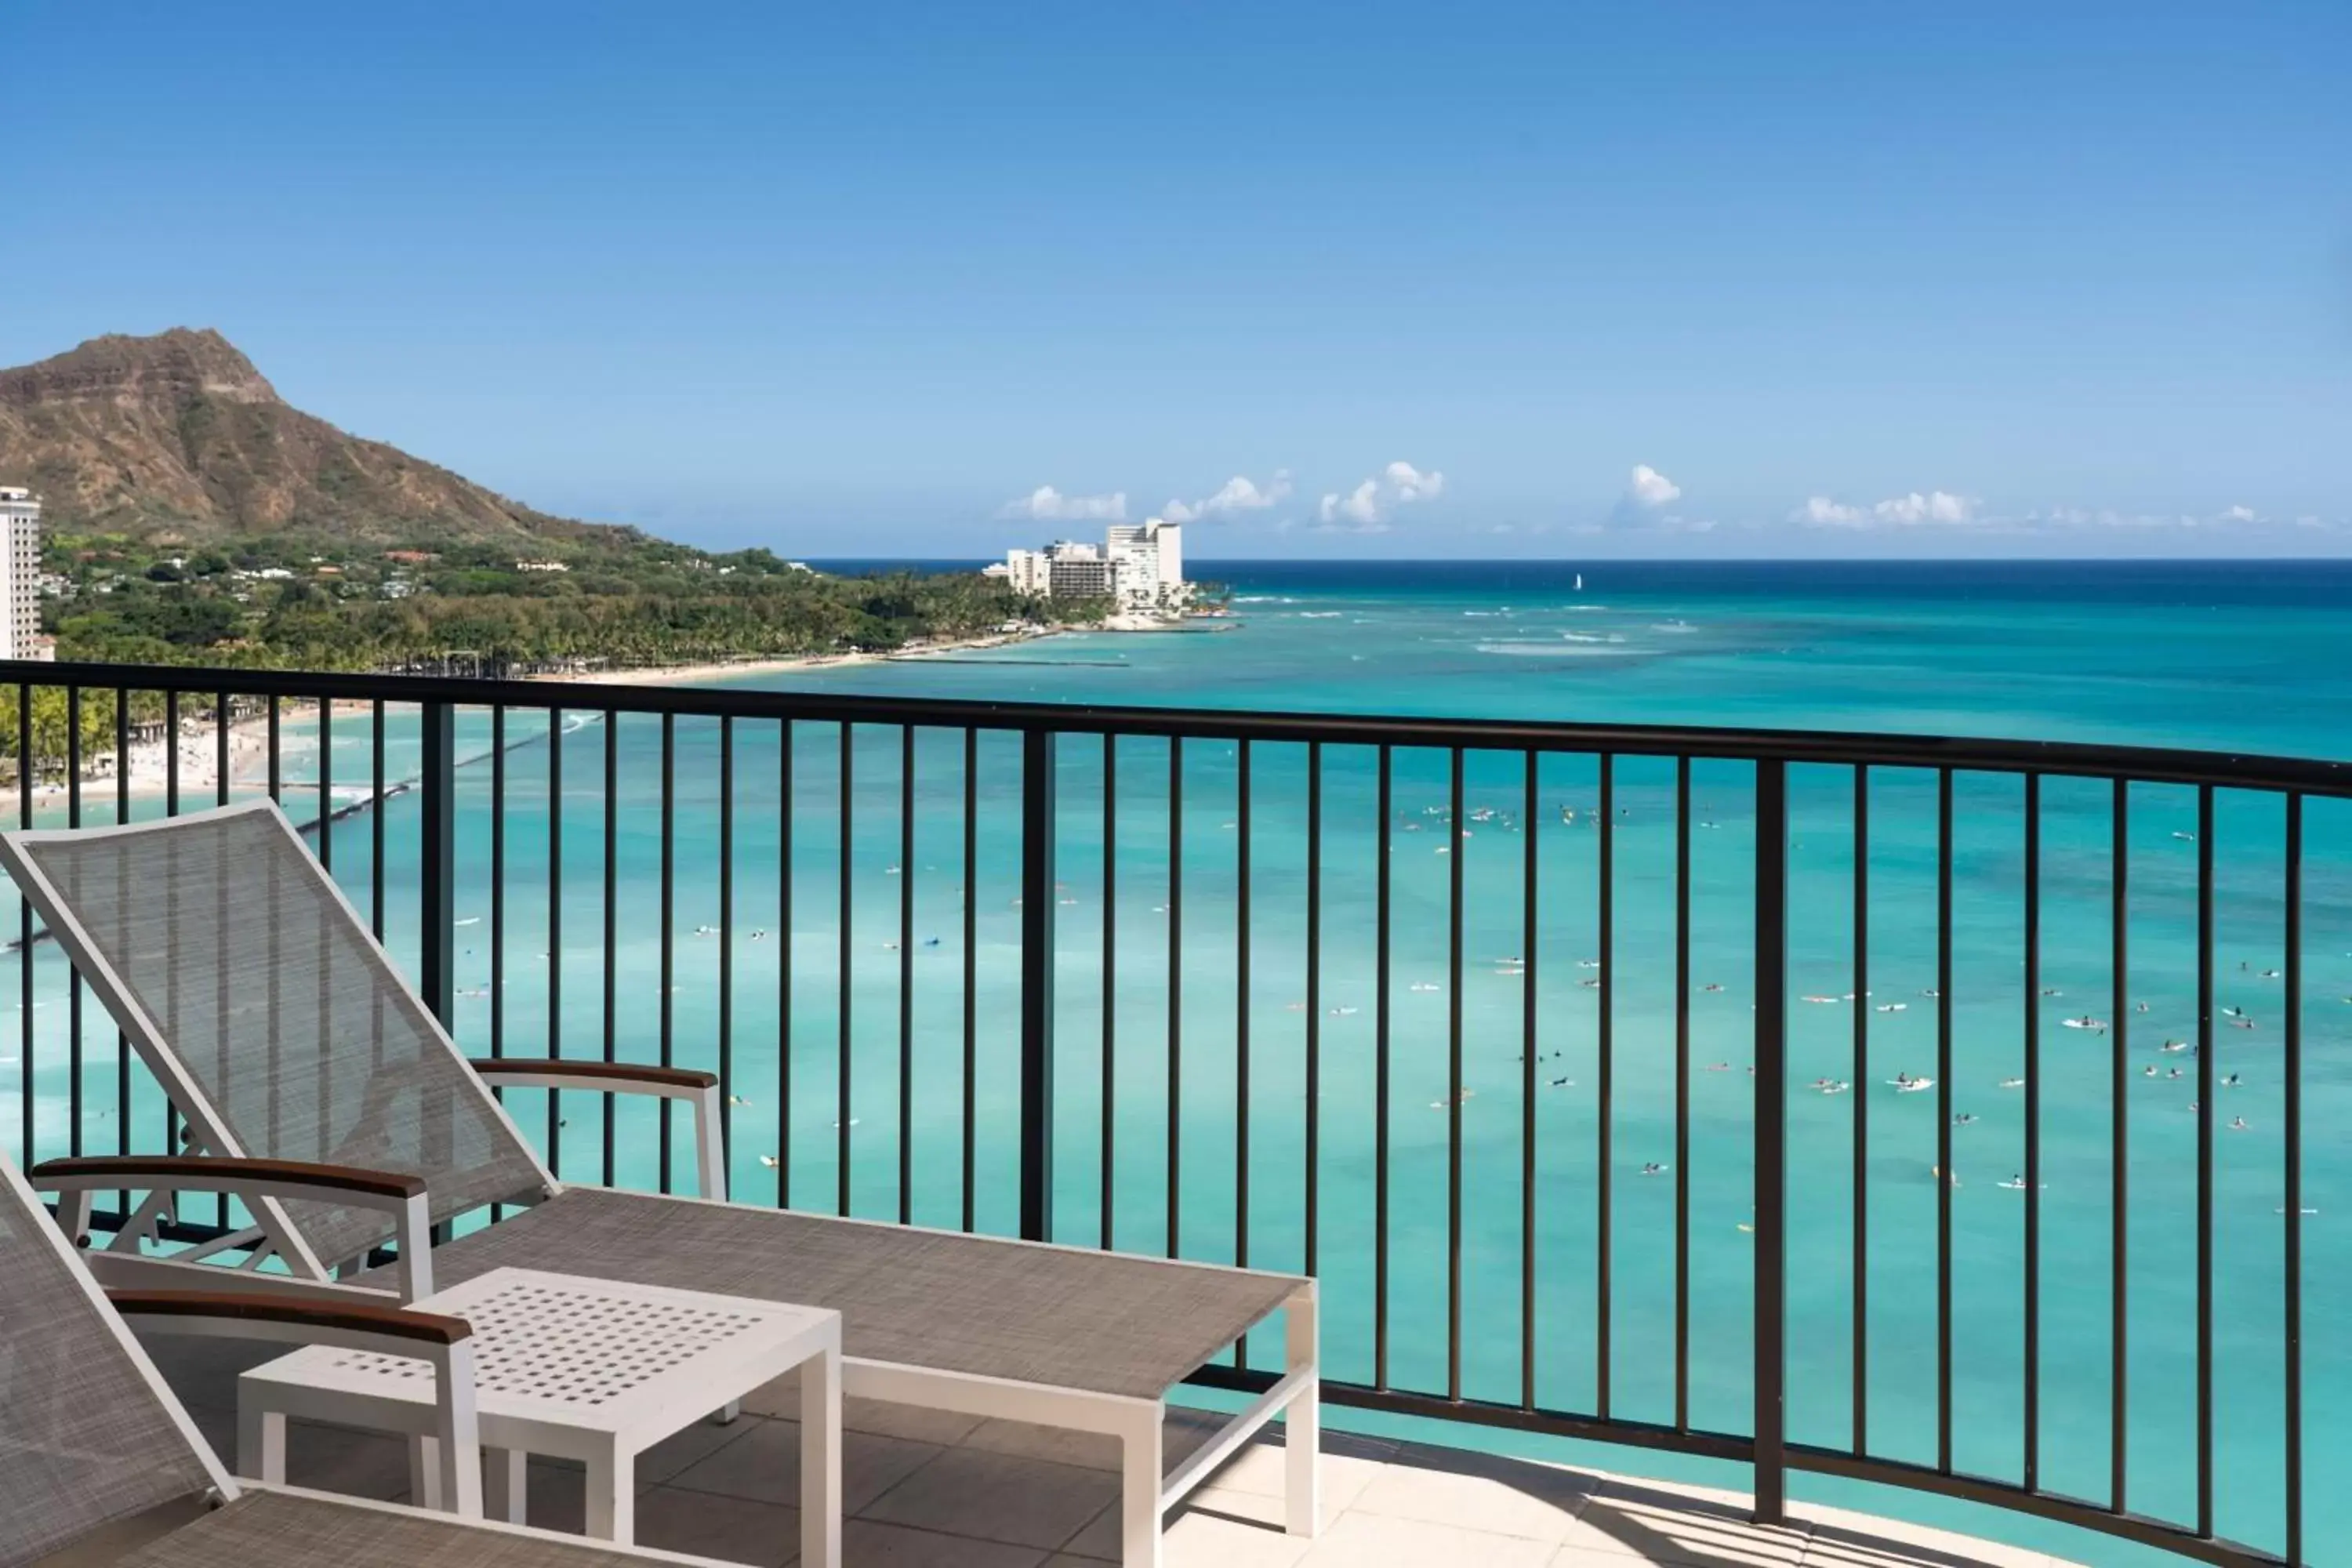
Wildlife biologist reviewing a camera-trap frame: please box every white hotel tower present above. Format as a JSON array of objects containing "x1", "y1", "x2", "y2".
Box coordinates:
[
  {"x1": 989, "y1": 519, "x2": 1188, "y2": 616},
  {"x1": 0, "y1": 487, "x2": 43, "y2": 661}
]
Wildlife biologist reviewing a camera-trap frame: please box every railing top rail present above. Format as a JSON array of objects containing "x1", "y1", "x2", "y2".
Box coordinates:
[{"x1": 9, "y1": 657, "x2": 2352, "y2": 798}]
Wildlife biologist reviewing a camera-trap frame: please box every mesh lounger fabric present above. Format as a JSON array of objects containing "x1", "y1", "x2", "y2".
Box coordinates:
[
  {"x1": 17, "y1": 800, "x2": 1303, "y2": 1405},
  {"x1": 0, "y1": 1164, "x2": 219, "y2": 1567},
  {"x1": 9, "y1": 804, "x2": 547, "y2": 1266},
  {"x1": 379, "y1": 1188, "x2": 1302, "y2": 1401},
  {"x1": 114, "y1": 1491, "x2": 688, "y2": 1568}
]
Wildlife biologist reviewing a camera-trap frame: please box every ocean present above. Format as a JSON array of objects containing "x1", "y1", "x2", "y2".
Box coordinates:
[{"x1": 6, "y1": 558, "x2": 2347, "y2": 1566}]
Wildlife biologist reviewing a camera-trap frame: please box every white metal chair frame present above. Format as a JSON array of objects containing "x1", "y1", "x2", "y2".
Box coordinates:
[
  {"x1": 3, "y1": 799, "x2": 1319, "y2": 1568},
  {"x1": 0, "y1": 1149, "x2": 757, "y2": 1568}
]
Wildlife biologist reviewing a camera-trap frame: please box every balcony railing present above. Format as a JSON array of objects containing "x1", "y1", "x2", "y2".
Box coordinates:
[{"x1": 2, "y1": 658, "x2": 2342, "y2": 1568}]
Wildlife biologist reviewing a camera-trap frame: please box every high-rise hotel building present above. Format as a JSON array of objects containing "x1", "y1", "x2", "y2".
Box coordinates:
[{"x1": 0, "y1": 488, "x2": 45, "y2": 660}]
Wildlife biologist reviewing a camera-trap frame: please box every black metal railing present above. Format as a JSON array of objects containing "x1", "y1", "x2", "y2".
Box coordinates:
[{"x1": 2, "y1": 658, "x2": 2343, "y2": 1568}]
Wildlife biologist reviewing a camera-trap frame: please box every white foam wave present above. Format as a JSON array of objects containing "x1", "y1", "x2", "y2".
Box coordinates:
[{"x1": 1477, "y1": 641, "x2": 1642, "y2": 659}]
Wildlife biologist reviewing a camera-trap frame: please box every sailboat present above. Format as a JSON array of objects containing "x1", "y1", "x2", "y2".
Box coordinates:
[{"x1": 1574, "y1": 572, "x2": 1583, "y2": 592}]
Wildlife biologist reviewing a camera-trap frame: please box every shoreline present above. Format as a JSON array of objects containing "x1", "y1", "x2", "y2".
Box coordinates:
[
  {"x1": 523, "y1": 626, "x2": 1064, "y2": 688},
  {"x1": 13, "y1": 630, "x2": 1072, "y2": 808}
]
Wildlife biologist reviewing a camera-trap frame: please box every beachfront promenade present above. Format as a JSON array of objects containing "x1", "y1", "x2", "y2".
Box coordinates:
[{"x1": 1, "y1": 658, "x2": 2332, "y2": 1568}]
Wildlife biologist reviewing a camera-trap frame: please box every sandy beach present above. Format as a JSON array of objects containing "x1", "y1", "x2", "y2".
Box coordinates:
[
  {"x1": 20, "y1": 630, "x2": 1062, "y2": 809},
  {"x1": 524, "y1": 626, "x2": 1056, "y2": 687}
]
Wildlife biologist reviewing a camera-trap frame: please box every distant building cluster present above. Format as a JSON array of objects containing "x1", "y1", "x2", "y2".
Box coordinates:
[
  {"x1": 0, "y1": 486, "x2": 51, "y2": 660},
  {"x1": 985, "y1": 520, "x2": 1189, "y2": 617}
]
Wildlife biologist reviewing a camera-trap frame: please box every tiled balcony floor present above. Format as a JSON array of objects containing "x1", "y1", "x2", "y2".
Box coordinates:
[{"x1": 145, "y1": 1336, "x2": 2081, "y2": 1568}]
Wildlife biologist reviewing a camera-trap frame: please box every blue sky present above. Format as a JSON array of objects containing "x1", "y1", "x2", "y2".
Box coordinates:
[{"x1": 4, "y1": 2, "x2": 2347, "y2": 557}]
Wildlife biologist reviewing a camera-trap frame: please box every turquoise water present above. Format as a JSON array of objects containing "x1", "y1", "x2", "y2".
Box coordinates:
[{"x1": 5, "y1": 559, "x2": 2348, "y2": 1564}]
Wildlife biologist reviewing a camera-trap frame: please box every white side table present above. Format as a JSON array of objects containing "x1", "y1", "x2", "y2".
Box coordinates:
[{"x1": 239, "y1": 1267, "x2": 840, "y2": 1567}]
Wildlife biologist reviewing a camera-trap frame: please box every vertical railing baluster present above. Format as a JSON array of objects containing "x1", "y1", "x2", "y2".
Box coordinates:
[
  {"x1": 1597, "y1": 753, "x2": 1614, "y2": 1417},
  {"x1": 1018, "y1": 728, "x2": 1056, "y2": 1243},
  {"x1": 317, "y1": 697, "x2": 332, "y2": 872},
  {"x1": 1102, "y1": 733, "x2": 1118, "y2": 1250},
  {"x1": 2283, "y1": 791, "x2": 2304, "y2": 1568},
  {"x1": 163, "y1": 691, "x2": 181, "y2": 1164},
  {"x1": 1167, "y1": 736, "x2": 1183, "y2": 1258},
  {"x1": 1523, "y1": 747, "x2": 1541, "y2": 1413},
  {"x1": 368, "y1": 699, "x2": 383, "y2": 938},
  {"x1": 266, "y1": 695, "x2": 280, "y2": 803},
  {"x1": 898, "y1": 725, "x2": 913, "y2": 1225},
  {"x1": 1236, "y1": 739, "x2": 1252, "y2": 1287},
  {"x1": 1936, "y1": 768, "x2": 1954, "y2": 1475},
  {"x1": 1305, "y1": 741, "x2": 1323, "y2": 1279},
  {"x1": 837, "y1": 722, "x2": 854, "y2": 1217},
  {"x1": 1853, "y1": 765, "x2": 1870, "y2": 1456},
  {"x1": 114, "y1": 689, "x2": 129, "y2": 1196},
  {"x1": 659, "y1": 712, "x2": 676, "y2": 1193},
  {"x1": 1752, "y1": 758, "x2": 1788, "y2": 1525},
  {"x1": 2111, "y1": 778, "x2": 2129, "y2": 1516},
  {"x1": 490, "y1": 708, "x2": 505, "y2": 1063},
  {"x1": 960, "y1": 727, "x2": 975, "y2": 1230},
  {"x1": 1673, "y1": 754, "x2": 1691, "y2": 1431},
  {"x1": 418, "y1": 702, "x2": 456, "y2": 1029},
  {"x1": 2024, "y1": 774, "x2": 2042, "y2": 1492},
  {"x1": 16, "y1": 683, "x2": 31, "y2": 1165},
  {"x1": 1446, "y1": 746, "x2": 1465, "y2": 1402},
  {"x1": 780, "y1": 720, "x2": 797, "y2": 1210},
  {"x1": 602, "y1": 714, "x2": 619, "y2": 1187},
  {"x1": 1374, "y1": 742, "x2": 1392, "y2": 1391},
  {"x1": 65, "y1": 687, "x2": 81, "y2": 1157},
  {"x1": 547, "y1": 706, "x2": 564, "y2": 1171},
  {"x1": 720, "y1": 716, "x2": 735, "y2": 1172},
  {"x1": 2194, "y1": 784, "x2": 2214, "y2": 1540}
]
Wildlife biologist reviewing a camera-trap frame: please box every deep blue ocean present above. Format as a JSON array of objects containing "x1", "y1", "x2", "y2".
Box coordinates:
[{"x1": 7, "y1": 559, "x2": 2347, "y2": 1566}]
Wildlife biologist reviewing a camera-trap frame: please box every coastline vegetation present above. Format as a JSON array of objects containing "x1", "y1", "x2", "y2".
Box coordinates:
[{"x1": 43, "y1": 530, "x2": 1105, "y2": 672}]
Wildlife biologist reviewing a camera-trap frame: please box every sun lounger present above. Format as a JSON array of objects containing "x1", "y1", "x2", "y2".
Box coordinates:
[
  {"x1": 1, "y1": 799, "x2": 1319, "y2": 1568},
  {"x1": 0, "y1": 1142, "x2": 775, "y2": 1568}
]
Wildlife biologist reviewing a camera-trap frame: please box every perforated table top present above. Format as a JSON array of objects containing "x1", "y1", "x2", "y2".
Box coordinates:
[{"x1": 241, "y1": 1267, "x2": 838, "y2": 1439}]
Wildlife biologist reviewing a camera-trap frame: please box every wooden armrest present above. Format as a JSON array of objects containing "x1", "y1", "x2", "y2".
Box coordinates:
[
  {"x1": 470, "y1": 1057, "x2": 726, "y2": 1201},
  {"x1": 31, "y1": 1155, "x2": 426, "y2": 1202},
  {"x1": 470, "y1": 1057, "x2": 718, "y2": 1094},
  {"x1": 107, "y1": 1289, "x2": 471, "y2": 1346}
]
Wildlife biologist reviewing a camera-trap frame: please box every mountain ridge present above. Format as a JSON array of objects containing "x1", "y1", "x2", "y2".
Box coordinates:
[{"x1": 0, "y1": 328, "x2": 631, "y2": 549}]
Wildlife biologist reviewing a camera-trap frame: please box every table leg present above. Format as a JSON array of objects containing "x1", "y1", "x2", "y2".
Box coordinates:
[
  {"x1": 586, "y1": 1443, "x2": 635, "y2": 1543},
  {"x1": 1120, "y1": 1406, "x2": 1163, "y2": 1568},
  {"x1": 236, "y1": 1406, "x2": 285, "y2": 1484},
  {"x1": 799, "y1": 1348, "x2": 841, "y2": 1568},
  {"x1": 409, "y1": 1436, "x2": 442, "y2": 1511},
  {"x1": 1286, "y1": 1285, "x2": 1320, "y2": 1537},
  {"x1": 484, "y1": 1447, "x2": 528, "y2": 1525}
]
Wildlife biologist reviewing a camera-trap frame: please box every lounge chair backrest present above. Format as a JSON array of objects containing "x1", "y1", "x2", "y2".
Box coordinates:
[
  {"x1": 0, "y1": 1149, "x2": 228, "y2": 1566},
  {"x1": 0, "y1": 800, "x2": 550, "y2": 1269}
]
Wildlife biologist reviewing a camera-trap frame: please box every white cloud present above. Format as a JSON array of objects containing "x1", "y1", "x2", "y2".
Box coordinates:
[
  {"x1": 1163, "y1": 470, "x2": 1292, "y2": 524},
  {"x1": 1627, "y1": 464, "x2": 1682, "y2": 508},
  {"x1": 1385, "y1": 460, "x2": 1445, "y2": 503},
  {"x1": 1318, "y1": 481, "x2": 1384, "y2": 528},
  {"x1": 1319, "y1": 460, "x2": 1445, "y2": 528},
  {"x1": 1791, "y1": 489, "x2": 1978, "y2": 528},
  {"x1": 1873, "y1": 490, "x2": 1974, "y2": 525},
  {"x1": 1793, "y1": 496, "x2": 1867, "y2": 527},
  {"x1": 2220, "y1": 504, "x2": 2257, "y2": 524},
  {"x1": 998, "y1": 485, "x2": 1127, "y2": 523}
]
